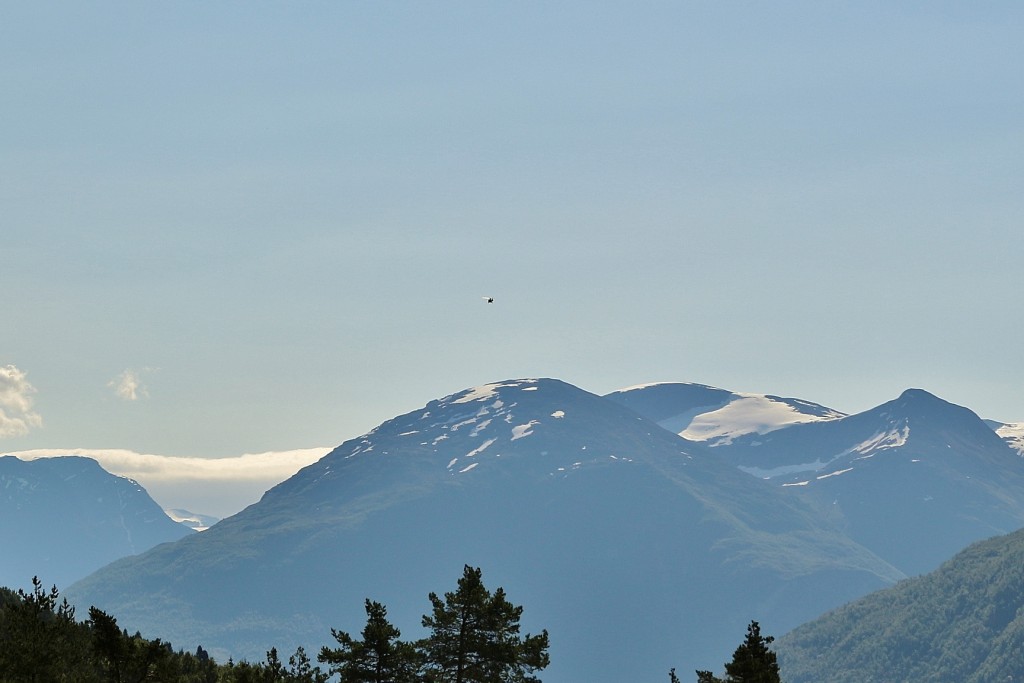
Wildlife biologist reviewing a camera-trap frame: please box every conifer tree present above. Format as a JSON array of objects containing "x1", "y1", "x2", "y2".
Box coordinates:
[
  {"x1": 419, "y1": 565, "x2": 549, "y2": 683},
  {"x1": 693, "y1": 620, "x2": 780, "y2": 683},
  {"x1": 319, "y1": 599, "x2": 420, "y2": 683},
  {"x1": 722, "y1": 621, "x2": 780, "y2": 683}
]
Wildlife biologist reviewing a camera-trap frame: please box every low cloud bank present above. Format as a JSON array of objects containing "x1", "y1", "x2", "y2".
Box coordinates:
[
  {"x1": 6, "y1": 447, "x2": 333, "y2": 518},
  {"x1": 10, "y1": 447, "x2": 331, "y2": 482}
]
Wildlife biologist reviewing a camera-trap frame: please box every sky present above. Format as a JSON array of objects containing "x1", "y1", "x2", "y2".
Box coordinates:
[{"x1": 3, "y1": 2, "x2": 1023, "y2": 516}]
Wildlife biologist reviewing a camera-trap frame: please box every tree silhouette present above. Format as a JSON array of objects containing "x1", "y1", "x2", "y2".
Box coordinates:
[
  {"x1": 694, "y1": 620, "x2": 781, "y2": 683},
  {"x1": 420, "y1": 565, "x2": 549, "y2": 683},
  {"x1": 319, "y1": 599, "x2": 419, "y2": 683}
]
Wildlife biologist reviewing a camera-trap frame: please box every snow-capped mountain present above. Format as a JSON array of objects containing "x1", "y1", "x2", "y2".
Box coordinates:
[
  {"x1": 67, "y1": 378, "x2": 899, "y2": 683},
  {"x1": 0, "y1": 455, "x2": 194, "y2": 590},
  {"x1": 165, "y1": 508, "x2": 221, "y2": 532},
  {"x1": 987, "y1": 420, "x2": 1024, "y2": 456},
  {"x1": 616, "y1": 386, "x2": 1024, "y2": 576},
  {"x1": 605, "y1": 382, "x2": 845, "y2": 445}
]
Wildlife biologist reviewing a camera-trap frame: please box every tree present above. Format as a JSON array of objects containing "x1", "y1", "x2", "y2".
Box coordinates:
[
  {"x1": 287, "y1": 645, "x2": 329, "y2": 683},
  {"x1": 695, "y1": 672, "x2": 723, "y2": 683},
  {"x1": 88, "y1": 606, "x2": 171, "y2": 683},
  {"x1": 0, "y1": 577, "x2": 90, "y2": 682},
  {"x1": 722, "y1": 621, "x2": 780, "y2": 683},
  {"x1": 694, "y1": 621, "x2": 780, "y2": 683},
  {"x1": 420, "y1": 565, "x2": 549, "y2": 683},
  {"x1": 319, "y1": 599, "x2": 419, "y2": 683}
]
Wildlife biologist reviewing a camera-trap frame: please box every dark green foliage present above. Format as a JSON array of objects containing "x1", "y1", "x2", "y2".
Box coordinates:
[
  {"x1": 0, "y1": 578, "x2": 327, "y2": 683},
  {"x1": 0, "y1": 576, "x2": 91, "y2": 682},
  {"x1": 88, "y1": 606, "x2": 171, "y2": 682},
  {"x1": 319, "y1": 599, "x2": 418, "y2": 682},
  {"x1": 1, "y1": 568, "x2": 548, "y2": 683},
  {"x1": 695, "y1": 672, "x2": 723, "y2": 683},
  {"x1": 420, "y1": 565, "x2": 550, "y2": 683},
  {"x1": 722, "y1": 622, "x2": 780, "y2": 683},
  {"x1": 777, "y1": 527, "x2": 1024, "y2": 683},
  {"x1": 693, "y1": 621, "x2": 780, "y2": 683}
]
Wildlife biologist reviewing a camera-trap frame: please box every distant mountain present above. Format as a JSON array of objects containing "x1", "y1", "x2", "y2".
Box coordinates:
[
  {"x1": 165, "y1": 508, "x2": 221, "y2": 532},
  {"x1": 986, "y1": 419, "x2": 1024, "y2": 456},
  {"x1": 605, "y1": 382, "x2": 844, "y2": 444},
  {"x1": 67, "y1": 379, "x2": 899, "y2": 683},
  {"x1": 611, "y1": 384, "x2": 1024, "y2": 576},
  {"x1": 0, "y1": 455, "x2": 194, "y2": 590},
  {"x1": 776, "y1": 526, "x2": 1024, "y2": 683}
]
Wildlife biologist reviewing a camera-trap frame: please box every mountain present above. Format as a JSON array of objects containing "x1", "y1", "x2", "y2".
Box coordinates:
[
  {"x1": 0, "y1": 455, "x2": 194, "y2": 590},
  {"x1": 986, "y1": 419, "x2": 1024, "y2": 455},
  {"x1": 776, "y1": 525, "x2": 1024, "y2": 682},
  {"x1": 67, "y1": 378, "x2": 900, "y2": 683},
  {"x1": 165, "y1": 509, "x2": 221, "y2": 532},
  {"x1": 605, "y1": 382, "x2": 845, "y2": 444},
  {"x1": 610, "y1": 384, "x2": 1024, "y2": 576}
]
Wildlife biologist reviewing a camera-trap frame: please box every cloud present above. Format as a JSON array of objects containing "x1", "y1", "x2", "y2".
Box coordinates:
[
  {"x1": 108, "y1": 369, "x2": 149, "y2": 401},
  {"x1": 0, "y1": 365, "x2": 43, "y2": 439},
  {"x1": 6, "y1": 447, "x2": 334, "y2": 518},
  {"x1": 9, "y1": 447, "x2": 331, "y2": 483}
]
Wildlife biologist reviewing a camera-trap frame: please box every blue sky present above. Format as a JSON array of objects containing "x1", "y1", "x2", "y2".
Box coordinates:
[{"x1": 4, "y1": 2, "x2": 1023, "y2": 485}]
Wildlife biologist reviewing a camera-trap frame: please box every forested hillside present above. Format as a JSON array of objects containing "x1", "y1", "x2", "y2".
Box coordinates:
[{"x1": 776, "y1": 526, "x2": 1024, "y2": 682}]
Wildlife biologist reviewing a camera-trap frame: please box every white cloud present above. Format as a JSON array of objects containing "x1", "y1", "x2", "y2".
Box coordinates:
[
  {"x1": 108, "y1": 369, "x2": 149, "y2": 401},
  {"x1": 9, "y1": 447, "x2": 331, "y2": 482},
  {"x1": 6, "y1": 447, "x2": 334, "y2": 518},
  {"x1": 0, "y1": 365, "x2": 43, "y2": 439}
]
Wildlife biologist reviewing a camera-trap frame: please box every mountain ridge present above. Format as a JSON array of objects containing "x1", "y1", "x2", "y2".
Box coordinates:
[
  {"x1": 0, "y1": 455, "x2": 194, "y2": 590},
  {"x1": 66, "y1": 378, "x2": 900, "y2": 683}
]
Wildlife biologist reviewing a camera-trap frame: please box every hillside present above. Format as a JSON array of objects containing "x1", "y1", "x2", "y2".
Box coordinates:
[{"x1": 776, "y1": 526, "x2": 1024, "y2": 683}]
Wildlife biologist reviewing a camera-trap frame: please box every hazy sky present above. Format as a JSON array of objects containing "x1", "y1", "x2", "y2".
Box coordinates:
[{"x1": 4, "y1": 3, "x2": 1023, "y2": 498}]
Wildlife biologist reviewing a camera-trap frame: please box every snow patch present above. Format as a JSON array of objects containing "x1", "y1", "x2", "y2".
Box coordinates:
[
  {"x1": 817, "y1": 467, "x2": 854, "y2": 480},
  {"x1": 511, "y1": 421, "x2": 540, "y2": 441},
  {"x1": 850, "y1": 425, "x2": 910, "y2": 455},
  {"x1": 446, "y1": 458, "x2": 459, "y2": 469},
  {"x1": 451, "y1": 381, "x2": 532, "y2": 404},
  {"x1": 996, "y1": 422, "x2": 1024, "y2": 456},
  {"x1": 465, "y1": 438, "x2": 496, "y2": 458},
  {"x1": 450, "y1": 417, "x2": 478, "y2": 431},
  {"x1": 682, "y1": 394, "x2": 840, "y2": 445},
  {"x1": 459, "y1": 462, "x2": 479, "y2": 473},
  {"x1": 739, "y1": 459, "x2": 833, "y2": 479}
]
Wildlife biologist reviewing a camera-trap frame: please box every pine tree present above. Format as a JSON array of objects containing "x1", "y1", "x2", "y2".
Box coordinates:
[
  {"x1": 0, "y1": 577, "x2": 89, "y2": 682},
  {"x1": 722, "y1": 621, "x2": 780, "y2": 683},
  {"x1": 319, "y1": 599, "x2": 420, "y2": 683},
  {"x1": 419, "y1": 565, "x2": 549, "y2": 683},
  {"x1": 691, "y1": 621, "x2": 780, "y2": 683}
]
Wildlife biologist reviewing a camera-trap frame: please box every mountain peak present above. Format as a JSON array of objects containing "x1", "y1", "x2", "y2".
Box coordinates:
[
  {"x1": 880, "y1": 388, "x2": 983, "y2": 426},
  {"x1": 896, "y1": 387, "x2": 942, "y2": 403},
  {"x1": 2, "y1": 455, "x2": 193, "y2": 590}
]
